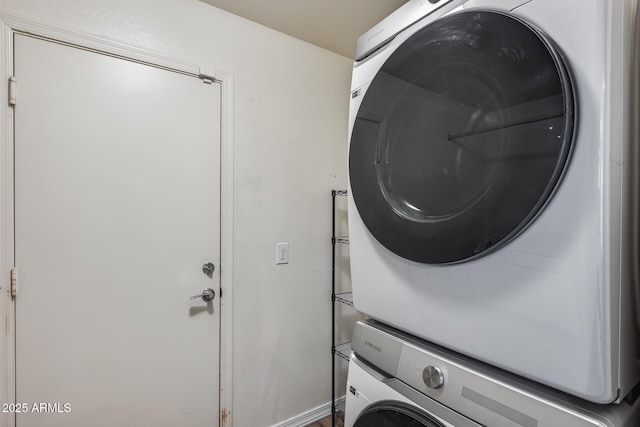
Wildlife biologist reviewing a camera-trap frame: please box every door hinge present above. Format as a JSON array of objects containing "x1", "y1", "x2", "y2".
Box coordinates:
[
  {"x1": 10, "y1": 268, "x2": 17, "y2": 297},
  {"x1": 8, "y1": 76, "x2": 16, "y2": 105}
]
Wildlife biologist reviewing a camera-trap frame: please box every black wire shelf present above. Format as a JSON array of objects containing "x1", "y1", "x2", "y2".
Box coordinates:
[
  {"x1": 333, "y1": 342, "x2": 352, "y2": 361},
  {"x1": 333, "y1": 400, "x2": 345, "y2": 421},
  {"x1": 332, "y1": 189, "x2": 351, "y2": 427},
  {"x1": 333, "y1": 236, "x2": 349, "y2": 244},
  {"x1": 334, "y1": 292, "x2": 353, "y2": 306}
]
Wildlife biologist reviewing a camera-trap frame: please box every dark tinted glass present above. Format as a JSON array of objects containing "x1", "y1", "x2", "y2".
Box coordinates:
[
  {"x1": 349, "y1": 11, "x2": 574, "y2": 264},
  {"x1": 354, "y1": 402, "x2": 443, "y2": 427}
]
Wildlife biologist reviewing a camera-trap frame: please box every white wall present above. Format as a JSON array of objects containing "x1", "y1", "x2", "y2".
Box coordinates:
[{"x1": 0, "y1": 0, "x2": 352, "y2": 425}]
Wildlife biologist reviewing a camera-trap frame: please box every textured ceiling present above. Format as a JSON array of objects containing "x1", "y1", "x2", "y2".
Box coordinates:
[{"x1": 198, "y1": 0, "x2": 408, "y2": 58}]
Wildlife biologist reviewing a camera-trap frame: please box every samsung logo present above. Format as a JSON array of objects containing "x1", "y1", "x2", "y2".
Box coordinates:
[{"x1": 364, "y1": 340, "x2": 382, "y2": 353}]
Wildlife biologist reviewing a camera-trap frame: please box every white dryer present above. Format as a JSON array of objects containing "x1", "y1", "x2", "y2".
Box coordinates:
[
  {"x1": 347, "y1": 0, "x2": 640, "y2": 403},
  {"x1": 345, "y1": 321, "x2": 640, "y2": 427}
]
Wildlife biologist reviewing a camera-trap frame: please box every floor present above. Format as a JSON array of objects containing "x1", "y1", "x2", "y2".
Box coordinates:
[{"x1": 304, "y1": 412, "x2": 344, "y2": 427}]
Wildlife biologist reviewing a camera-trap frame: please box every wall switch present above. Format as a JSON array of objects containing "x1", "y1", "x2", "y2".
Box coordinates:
[{"x1": 276, "y1": 243, "x2": 289, "y2": 265}]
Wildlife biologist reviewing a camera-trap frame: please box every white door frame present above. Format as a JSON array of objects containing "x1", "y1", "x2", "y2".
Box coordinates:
[{"x1": 0, "y1": 15, "x2": 235, "y2": 427}]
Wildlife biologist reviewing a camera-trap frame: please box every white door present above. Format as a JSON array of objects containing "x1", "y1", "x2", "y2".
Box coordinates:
[{"x1": 13, "y1": 34, "x2": 221, "y2": 426}]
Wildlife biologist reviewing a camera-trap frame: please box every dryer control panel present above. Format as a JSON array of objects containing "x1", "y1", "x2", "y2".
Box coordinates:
[
  {"x1": 352, "y1": 320, "x2": 620, "y2": 427},
  {"x1": 354, "y1": 0, "x2": 464, "y2": 61}
]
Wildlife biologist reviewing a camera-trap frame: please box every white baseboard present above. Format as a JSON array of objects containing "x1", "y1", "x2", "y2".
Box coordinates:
[{"x1": 272, "y1": 397, "x2": 346, "y2": 427}]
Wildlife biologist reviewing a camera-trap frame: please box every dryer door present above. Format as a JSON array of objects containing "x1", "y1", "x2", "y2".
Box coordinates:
[
  {"x1": 354, "y1": 401, "x2": 447, "y2": 427},
  {"x1": 349, "y1": 10, "x2": 575, "y2": 264}
]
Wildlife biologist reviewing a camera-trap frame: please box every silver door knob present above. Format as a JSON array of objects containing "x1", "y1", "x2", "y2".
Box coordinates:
[{"x1": 190, "y1": 288, "x2": 215, "y2": 302}]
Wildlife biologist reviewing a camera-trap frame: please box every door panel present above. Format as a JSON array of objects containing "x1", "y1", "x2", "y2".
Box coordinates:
[{"x1": 14, "y1": 34, "x2": 221, "y2": 426}]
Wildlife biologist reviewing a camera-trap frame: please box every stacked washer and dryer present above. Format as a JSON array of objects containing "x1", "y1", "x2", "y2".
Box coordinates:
[{"x1": 345, "y1": 0, "x2": 640, "y2": 425}]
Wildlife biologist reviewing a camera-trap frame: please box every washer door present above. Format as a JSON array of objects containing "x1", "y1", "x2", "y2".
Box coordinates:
[
  {"x1": 354, "y1": 401, "x2": 445, "y2": 427},
  {"x1": 349, "y1": 10, "x2": 575, "y2": 264}
]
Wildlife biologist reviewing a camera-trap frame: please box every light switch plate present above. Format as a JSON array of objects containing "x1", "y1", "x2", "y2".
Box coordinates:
[{"x1": 276, "y1": 243, "x2": 289, "y2": 265}]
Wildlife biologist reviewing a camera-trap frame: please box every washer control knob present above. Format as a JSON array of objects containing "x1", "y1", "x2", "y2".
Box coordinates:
[{"x1": 423, "y1": 366, "x2": 444, "y2": 389}]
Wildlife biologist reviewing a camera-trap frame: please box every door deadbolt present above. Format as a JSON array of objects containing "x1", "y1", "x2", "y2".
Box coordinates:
[{"x1": 202, "y1": 262, "x2": 215, "y2": 277}]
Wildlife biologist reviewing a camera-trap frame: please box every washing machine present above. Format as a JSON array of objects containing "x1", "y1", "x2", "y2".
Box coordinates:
[
  {"x1": 345, "y1": 320, "x2": 640, "y2": 427},
  {"x1": 347, "y1": 0, "x2": 640, "y2": 404}
]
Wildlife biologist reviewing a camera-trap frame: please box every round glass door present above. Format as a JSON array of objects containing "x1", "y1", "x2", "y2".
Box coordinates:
[
  {"x1": 354, "y1": 401, "x2": 444, "y2": 427},
  {"x1": 349, "y1": 10, "x2": 575, "y2": 264}
]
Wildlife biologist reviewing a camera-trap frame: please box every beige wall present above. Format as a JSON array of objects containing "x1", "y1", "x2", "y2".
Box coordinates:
[{"x1": 0, "y1": 0, "x2": 352, "y2": 425}]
